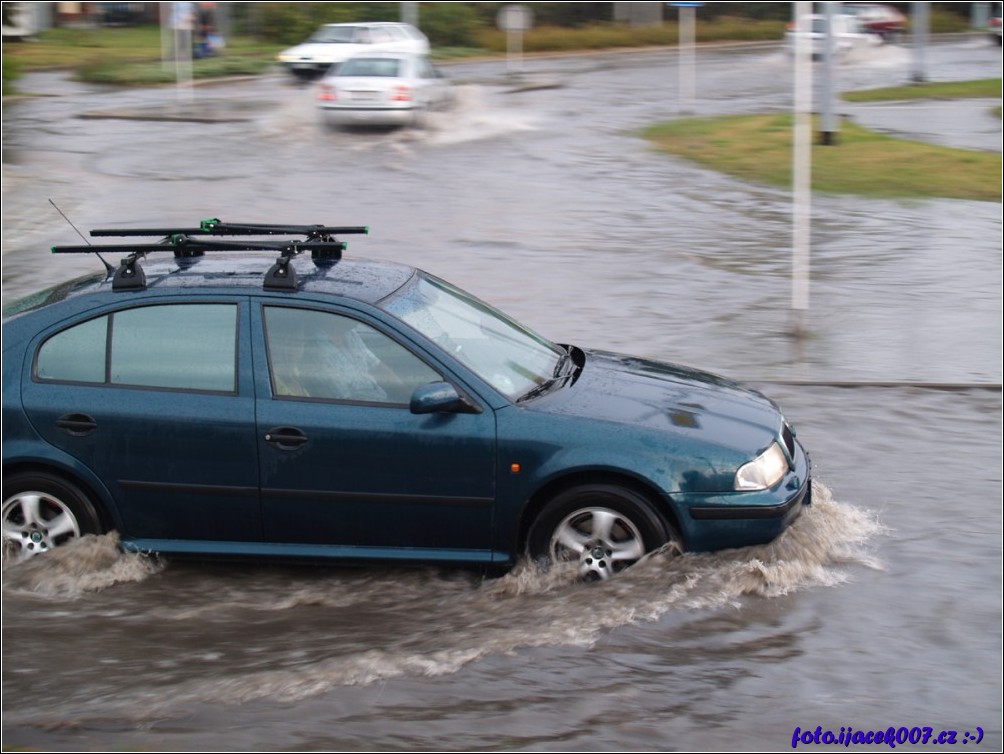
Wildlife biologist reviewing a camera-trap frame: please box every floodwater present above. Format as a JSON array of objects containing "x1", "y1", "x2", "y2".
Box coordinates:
[{"x1": 2, "y1": 39, "x2": 1001, "y2": 751}]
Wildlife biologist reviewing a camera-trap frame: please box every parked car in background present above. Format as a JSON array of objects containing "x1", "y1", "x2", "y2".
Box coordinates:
[
  {"x1": 990, "y1": 10, "x2": 1002, "y2": 46},
  {"x1": 317, "y1": 52, "x2": 454, "y2": 129},
  {"x1": 277, "y1": 22, "x2": 429, "y2": 81},
  {"x1": 841, "y1": 3, "x2": 906, "y2": 41},
  {"x1": 1, "y1": 221, "x2": 811, "y2": 581},
  {"x1": 785, "y1": 13, "x2": 882, "y2": 59}
]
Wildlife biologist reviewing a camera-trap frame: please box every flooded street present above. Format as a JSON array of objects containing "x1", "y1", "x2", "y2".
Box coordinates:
[{"x1": 3, "y1": 39, "x2": 1001, "y2": 750}]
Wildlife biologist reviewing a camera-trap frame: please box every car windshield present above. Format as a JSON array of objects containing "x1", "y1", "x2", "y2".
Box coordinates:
[
  {"x1": 337, "y1": 58, "x2": 402, "y2": 77},
  {"x1": 309, "y1": 26, "x2": 359, "y2": 44},
  {"x1": 381, "y1": 273, "x2": 565, "y2": 401}
]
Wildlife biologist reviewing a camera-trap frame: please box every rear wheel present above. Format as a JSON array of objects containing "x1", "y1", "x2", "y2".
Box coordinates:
[
  {"x1": 2, "y1": 472, "x2": 103, "y2": 564},
  {"x1": 527, "y1": 484, "x2": 677, "y2": 581}
]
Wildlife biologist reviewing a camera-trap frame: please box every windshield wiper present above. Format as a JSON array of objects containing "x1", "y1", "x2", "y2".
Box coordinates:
[{"x1": 518, "y1": 347, "x2": 575, "y2": 403}]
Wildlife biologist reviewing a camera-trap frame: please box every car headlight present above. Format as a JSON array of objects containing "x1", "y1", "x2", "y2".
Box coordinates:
[{"x1": 734, "y1": 442, "x2": 789, "y2": 491}]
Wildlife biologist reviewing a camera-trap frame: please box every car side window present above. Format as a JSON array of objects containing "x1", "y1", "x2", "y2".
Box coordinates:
[
  {"x1": 415, "y1": 57, "x2": 434, "y2": 79},
  {"x1": 35, "y1": 315, "x2": 108, "y2": 383},
  {"x1": 35, "y1": 303, "x2": 238, "y2": 392},
  {"x1": 263, "y1": 306, "x2": 441, "y2": 405}
]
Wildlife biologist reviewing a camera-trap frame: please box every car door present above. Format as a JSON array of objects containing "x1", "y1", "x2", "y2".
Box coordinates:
[
  {"x1": 252, "y1": 301, "x2": 497, "y2": 560},
  {"x1": 20, "y1": 298, "x2": 261, "y2": 543}
]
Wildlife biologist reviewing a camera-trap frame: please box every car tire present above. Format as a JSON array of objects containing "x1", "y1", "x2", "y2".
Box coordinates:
[
  {"x1": 2, "y1": 472, "x2": 103, "y2": 563},
  {"x1": 527, "y1": 484, "x2": 678, "y2": 581}
]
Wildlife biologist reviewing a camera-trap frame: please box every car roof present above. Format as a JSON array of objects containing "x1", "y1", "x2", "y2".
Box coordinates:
[{"x1": 9, "y1": 254, "x2": 418, "y2": 314}]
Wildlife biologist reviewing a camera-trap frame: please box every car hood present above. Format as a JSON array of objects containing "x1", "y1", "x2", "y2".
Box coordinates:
[{"x1": 527, "y1": 349, "x2": 784, "y2": 453}]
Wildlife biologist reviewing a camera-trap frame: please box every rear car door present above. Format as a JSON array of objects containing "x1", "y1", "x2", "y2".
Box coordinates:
[
  {"x1": 252, "y1": 301, "x2": 497, "y2": 561},
  {"x1": 20, "y1": 298, "x2": 261, "y2": 543}
]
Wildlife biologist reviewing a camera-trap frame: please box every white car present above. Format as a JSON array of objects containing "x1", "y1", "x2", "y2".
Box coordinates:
[
  {"x1": 317, "y1": 52, "x2": 454, "y2": 130},
  {"x1": 277, "y1": 22, "x2": 429, "y2": 81},
  {"x1": 785, "y1": 13, "x2": 882, "y2": 59}
]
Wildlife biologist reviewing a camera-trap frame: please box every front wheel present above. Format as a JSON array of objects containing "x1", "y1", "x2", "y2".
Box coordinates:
[
  {"x1": 527, "y1": 485, "x2": 678, "y2": 581},
  {"x1": 2, "y1": 472, "x2": 103, "y2": 564}
]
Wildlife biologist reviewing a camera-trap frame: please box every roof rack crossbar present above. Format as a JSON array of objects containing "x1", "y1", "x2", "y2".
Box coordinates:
[
  {"x1": 89, "y1": 223, "x2": 369, "y2": 238},
  {"x1": 52, "y1": 239, "x2": 348, "y2": 256}
]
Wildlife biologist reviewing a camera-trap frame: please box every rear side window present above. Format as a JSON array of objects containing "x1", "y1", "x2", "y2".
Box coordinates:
[{"x1": 35, "y1": 303, "x2": 238, "y2": 392}]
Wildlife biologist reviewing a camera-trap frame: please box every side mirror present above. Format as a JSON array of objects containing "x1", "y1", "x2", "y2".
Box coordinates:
[{"x1": 410, "y1": 381, "x2": 476, "y2": 414}]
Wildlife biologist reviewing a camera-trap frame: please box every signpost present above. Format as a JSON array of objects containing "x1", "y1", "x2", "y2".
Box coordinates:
[{"x1": 497, "y1": 4, "x2": 533, "y2": 75}]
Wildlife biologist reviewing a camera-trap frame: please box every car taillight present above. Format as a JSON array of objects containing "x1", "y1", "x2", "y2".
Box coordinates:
[
  {"x1": 318, "y1": 84, "x2": 336, "y2": 102},
  {"x1": 391, "y1": 85, "x2": 412, "y2": 102}
]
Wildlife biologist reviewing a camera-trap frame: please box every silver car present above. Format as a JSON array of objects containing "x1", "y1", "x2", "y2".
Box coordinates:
[{"x1": 317, "y1": 53, "x2": 454, "y2": 129}]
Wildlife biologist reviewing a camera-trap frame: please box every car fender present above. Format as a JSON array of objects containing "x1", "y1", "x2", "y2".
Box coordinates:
[
  {"x1": 493, "y1": 412, "x2": 700, "y2": 550},
  {"x1": 2, "y1": 438, "x2": 125, "y2": 534}
]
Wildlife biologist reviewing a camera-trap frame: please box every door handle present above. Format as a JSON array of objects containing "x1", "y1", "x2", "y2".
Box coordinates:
[
  {"x1": 56, "y1": 413, "x2": 97, "y2": 436},
  {"x1": 264, "y1": 427, "x2": 308, "y2": 450}
]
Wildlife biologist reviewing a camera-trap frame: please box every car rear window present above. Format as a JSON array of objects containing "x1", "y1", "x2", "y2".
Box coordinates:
[
  {"x1": 337, "y1": 58, "x2": 402, "y2": 77},
  {"x1": 2, "y1": 273, "x2": 105, "y2": 319}
]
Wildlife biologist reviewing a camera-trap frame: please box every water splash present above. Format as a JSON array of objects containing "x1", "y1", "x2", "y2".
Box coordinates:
[
  {"x1": 2, "y1": 481, "x2": 884, "y2": 724},
  {"x1": 2, "y1": 531, "x2": 163, "y2": 598},
  {"x1": 489, "y1": 481, "x2": 884, "y2": 603}
]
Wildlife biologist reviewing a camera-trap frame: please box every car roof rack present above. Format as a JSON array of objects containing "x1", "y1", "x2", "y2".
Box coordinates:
[{"x1": 51, "y1": 219, "x2": 369, "y2": 292}]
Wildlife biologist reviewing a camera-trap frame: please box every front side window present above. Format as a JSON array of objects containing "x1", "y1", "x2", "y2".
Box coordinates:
[
  {"x1": 35, "y1": 303, "x2": 238, "y2": 392},
  {"x1": 264, "y1": 307, "x2": 440, "y2": 405},
  {"x1": 381, "y1": 273, "x2": 563, "y2": 401}
]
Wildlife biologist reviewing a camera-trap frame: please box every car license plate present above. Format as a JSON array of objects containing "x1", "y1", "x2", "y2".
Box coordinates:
[{"x1": 350, "y1": 91, "x2": 380, "y2": 102}]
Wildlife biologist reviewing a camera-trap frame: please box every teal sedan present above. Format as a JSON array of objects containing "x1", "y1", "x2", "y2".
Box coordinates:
[{"x1": 1, "y1": 221, "x2": 810, "y2": 580}]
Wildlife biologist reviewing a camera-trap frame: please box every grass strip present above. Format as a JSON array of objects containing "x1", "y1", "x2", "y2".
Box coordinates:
[
  {"x1": 842, "y1": 78, "x2": 1002, "y2": 102},
  {"x1": 642, "y1": 114, "x2": 1001, "y2": 202}
]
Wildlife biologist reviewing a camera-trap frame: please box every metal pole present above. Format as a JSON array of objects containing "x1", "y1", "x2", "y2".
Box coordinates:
[
  {"x1": 161, "y1": 2, "x2": 172, "y2": 71},
  {"x1": 400, "y1": 2, "x2": 418, "y2": 28},
  {"x1": 507, "y1": 29, "x2": 524, "y2": 74},
  {"x1": 819, "y1": 1, "x2": 838, "y2": 145},
  {"x1": 792, "y1": 0, "x2": 813, "y2": 336},
  {"x1": 172, "y1": 2, "x2": 193, "y2": 104},
  {"x1": 911, "y1": 1, "x2": 928, "y2": 84},
  {"x1": 679, "y1": 6, "x2": 696, "y2": 114}
]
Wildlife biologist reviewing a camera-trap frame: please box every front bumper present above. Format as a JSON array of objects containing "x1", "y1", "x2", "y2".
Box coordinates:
[{"x1": 671, "y1": 439, "x2": 812, "y2": 552}]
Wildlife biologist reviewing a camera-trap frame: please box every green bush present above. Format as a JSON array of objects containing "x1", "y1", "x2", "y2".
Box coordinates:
[
  {"x1": 420, "y1": 2, "x2": 483, "y2": 47},
  {"x1": 2, "y1": 53, "x2": 22, "y2": 96}
]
